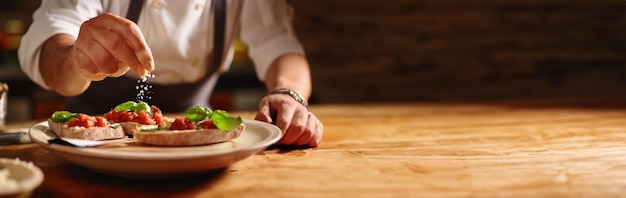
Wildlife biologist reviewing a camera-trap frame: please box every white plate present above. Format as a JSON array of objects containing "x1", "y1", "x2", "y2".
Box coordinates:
[{"x1": 28, "y1": 119, "x2": 281, "y2": 178}]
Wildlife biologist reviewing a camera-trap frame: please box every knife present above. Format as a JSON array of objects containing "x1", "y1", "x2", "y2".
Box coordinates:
[{"x1": 0, "y1": 132, "x2": 32, "y2": 145}]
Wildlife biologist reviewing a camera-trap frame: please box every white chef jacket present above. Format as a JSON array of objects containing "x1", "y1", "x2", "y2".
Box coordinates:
[{"x1": 18, "y1": 0, "x2": 305, "y2": 90}]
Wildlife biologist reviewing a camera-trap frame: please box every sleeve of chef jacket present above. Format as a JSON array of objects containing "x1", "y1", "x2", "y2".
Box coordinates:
[
  {"x1": 18, "y1": 0, "x2": 104, "y2": 90},
  {"x1": 239, "y1": 0, "x2": 306, "y2": 82}
]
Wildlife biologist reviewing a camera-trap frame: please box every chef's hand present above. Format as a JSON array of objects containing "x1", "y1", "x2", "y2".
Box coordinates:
[
  {"x1": 255, "y1": 94, "x2": 324, "y2": 147},
  {"x1": 71, "y1": 13, "x2": 154, "y2": 81}
]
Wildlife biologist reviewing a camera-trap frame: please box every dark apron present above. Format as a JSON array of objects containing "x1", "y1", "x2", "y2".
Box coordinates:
[{"x1": 65, "y1": 0, "x2": 227, "y2": 114}]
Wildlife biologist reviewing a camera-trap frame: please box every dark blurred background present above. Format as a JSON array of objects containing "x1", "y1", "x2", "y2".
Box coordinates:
[
  {"x1": 291, "y1": 0, "x2": 626, "y2": 104},
  {"x1": 1, "y1": 0, "x2": 626, "y2": 122}
]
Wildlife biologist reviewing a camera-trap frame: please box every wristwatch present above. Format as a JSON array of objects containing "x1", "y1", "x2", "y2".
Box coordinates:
[{"x1": 270, "y1": 88, "x2": 308, "y2": 108}]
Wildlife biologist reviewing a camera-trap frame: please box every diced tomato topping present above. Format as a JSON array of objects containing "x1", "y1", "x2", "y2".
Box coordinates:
[
  {"x1": 198, "y1": 119, "x2": 217, "y2": 129},
  {"x1": 150, "y1": 106, "x2": 160, "y2": 114},
  {"x1": 120, "y1": 111, "x2": 137, "y2": 122},
  {"x1": 105, "y1": 109, "x2": 136, "y2": 123},
  {"x1": 104, "y1": 107, "x2": 166, "y2": 125},
  {"x1": 103, "y1": 110, "x2": 121, "y2": 123},
  {"x1": 81, "y1": 116, "x2": 95, "y2": 127},
  {"x1": 94, "y1": 116, "x2": 108, "y2": 127},
  {"x1": 135, "y1": 110, "x2": 156, "y2": 125},
  {"x1": 67, "y1": 114, "x2": 99, "y2": 128},
  {"x1": 170, "y1": 117, "x2": 195, "y2": 130},
  {"x1": 151, "y1": 106, "x2": 166, "y2": 125},
  {"x1": 66, "y1": 117, "x2": 83, "y2": 128},
  {"x1": 153, "y1": 112, "x2": 165, "y2": 125}
]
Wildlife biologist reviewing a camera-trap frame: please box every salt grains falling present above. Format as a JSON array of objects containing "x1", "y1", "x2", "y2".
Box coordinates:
[{"x1": 136, "y1": 73, "x2": 155, "y2": 102}]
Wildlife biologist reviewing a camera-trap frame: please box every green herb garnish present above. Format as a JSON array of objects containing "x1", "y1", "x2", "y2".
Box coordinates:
[
  {"x1": 114, "y1": 101, "x2": 152, "y2": 115},
  {"x1": 182, "y1": 106, "x2": 242, "y2": 131},
  {"x1": 114, "y1": 101, "x2": 137, "y2": 112},
  {"x1": 51, "y1": 111, "x2": 77, "y2": 122},
  {"x1": 184, "y1": 106, "x2": 212, "y2": 122},
  {"x1": 210, "y1": 110, "x2": 243, "y2": 131},
  {"x1": 109, "y1": 123, "x2": 121, "y2": 129},
  {"x1": 135, "y1": 101, "x2": 152, "y2": 115}
]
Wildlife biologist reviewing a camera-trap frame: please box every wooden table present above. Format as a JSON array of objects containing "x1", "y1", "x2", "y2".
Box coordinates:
[{"x1": 3, "y1": 98, "x2": 626, "y2": 197}]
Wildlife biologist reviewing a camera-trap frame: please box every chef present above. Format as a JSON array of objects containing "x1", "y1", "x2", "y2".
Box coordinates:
[{"x1": 18, "y1": 0, "x2": 323, "y2": 147}]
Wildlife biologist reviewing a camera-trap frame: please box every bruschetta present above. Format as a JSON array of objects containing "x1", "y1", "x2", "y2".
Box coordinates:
[
  {"x1": 103, "y1": 101, "x2": 168, "y2": 136},
  {"x1": 133, "y1": 121, "x2": 245, "y2": 146},
  {"x1": 104, "y1": 102, "x2": 245, "y2": 146},
  {"x1": 47, "y1": 111, "x2": 125, "y2": 140}
]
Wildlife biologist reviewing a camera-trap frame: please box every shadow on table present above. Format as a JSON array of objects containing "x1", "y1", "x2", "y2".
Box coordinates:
[{"x1": 31, "y1": 162, "x2": 228, "y2": 198}]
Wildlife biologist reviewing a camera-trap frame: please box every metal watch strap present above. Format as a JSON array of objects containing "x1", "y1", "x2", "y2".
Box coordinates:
[{"x1": 270, "y1": 88, "x2": 308, "y2": 108}]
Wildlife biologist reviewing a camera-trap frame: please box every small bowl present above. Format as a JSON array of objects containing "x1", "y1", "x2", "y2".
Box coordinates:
[{"x1": 0, "y1": 158, "x2": 44, "y2": 198}]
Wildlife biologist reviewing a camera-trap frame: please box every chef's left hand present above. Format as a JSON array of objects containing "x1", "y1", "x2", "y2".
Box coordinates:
[{"x1": 255, "y1": 94, "x2": 323, "y2": 147}]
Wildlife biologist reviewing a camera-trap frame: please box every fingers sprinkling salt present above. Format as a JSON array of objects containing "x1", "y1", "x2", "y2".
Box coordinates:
[{"x1": 136, "y1": 73, "x2": 155, "y2": 102}]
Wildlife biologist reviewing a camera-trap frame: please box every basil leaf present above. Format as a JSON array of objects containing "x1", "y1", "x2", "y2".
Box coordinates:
[
  {"x1": 203, "y1": 107, "x2": 213, "y2": 117},
  {"x1": 135, "y1": 101, "x2": 152, "y2": 115},
  {"x1": 184, "y1": 106, "x2": 210, "y2": 122},
  {"x1": 115, "y1": 101, "x2": 137, "y2": 112},
  {"x1": 210, "y1": 110, "x2": 242, "y2": 131},
  {"x1": 51, "y1": 111, "x2": 77, "y2": 122}
]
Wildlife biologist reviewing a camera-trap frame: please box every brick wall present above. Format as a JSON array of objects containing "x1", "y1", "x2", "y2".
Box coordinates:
[{"x1": 289, "y1": 0, "x2": 626, "y2": 103}]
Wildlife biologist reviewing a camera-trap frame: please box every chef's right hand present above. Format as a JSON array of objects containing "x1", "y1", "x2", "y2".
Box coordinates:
[{"x1": 71, "y1": 13, "x2": 154, "y2": 81}]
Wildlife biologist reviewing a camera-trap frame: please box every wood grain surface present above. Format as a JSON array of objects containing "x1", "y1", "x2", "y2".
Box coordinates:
[{"x1": 2, "y1": 98, "x2": 626, "y2": 197}]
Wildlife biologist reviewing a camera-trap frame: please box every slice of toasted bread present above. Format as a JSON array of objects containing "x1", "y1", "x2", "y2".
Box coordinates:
[
  {"x1": 118, "y1": 122, "x2": 154, "y2": 136},
  {"x1": 133, "y1": 124, "x2": 245, "y2": 146},
  {"x1": 47, "y1": 119, "x2": 125, "y2": 140}
]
